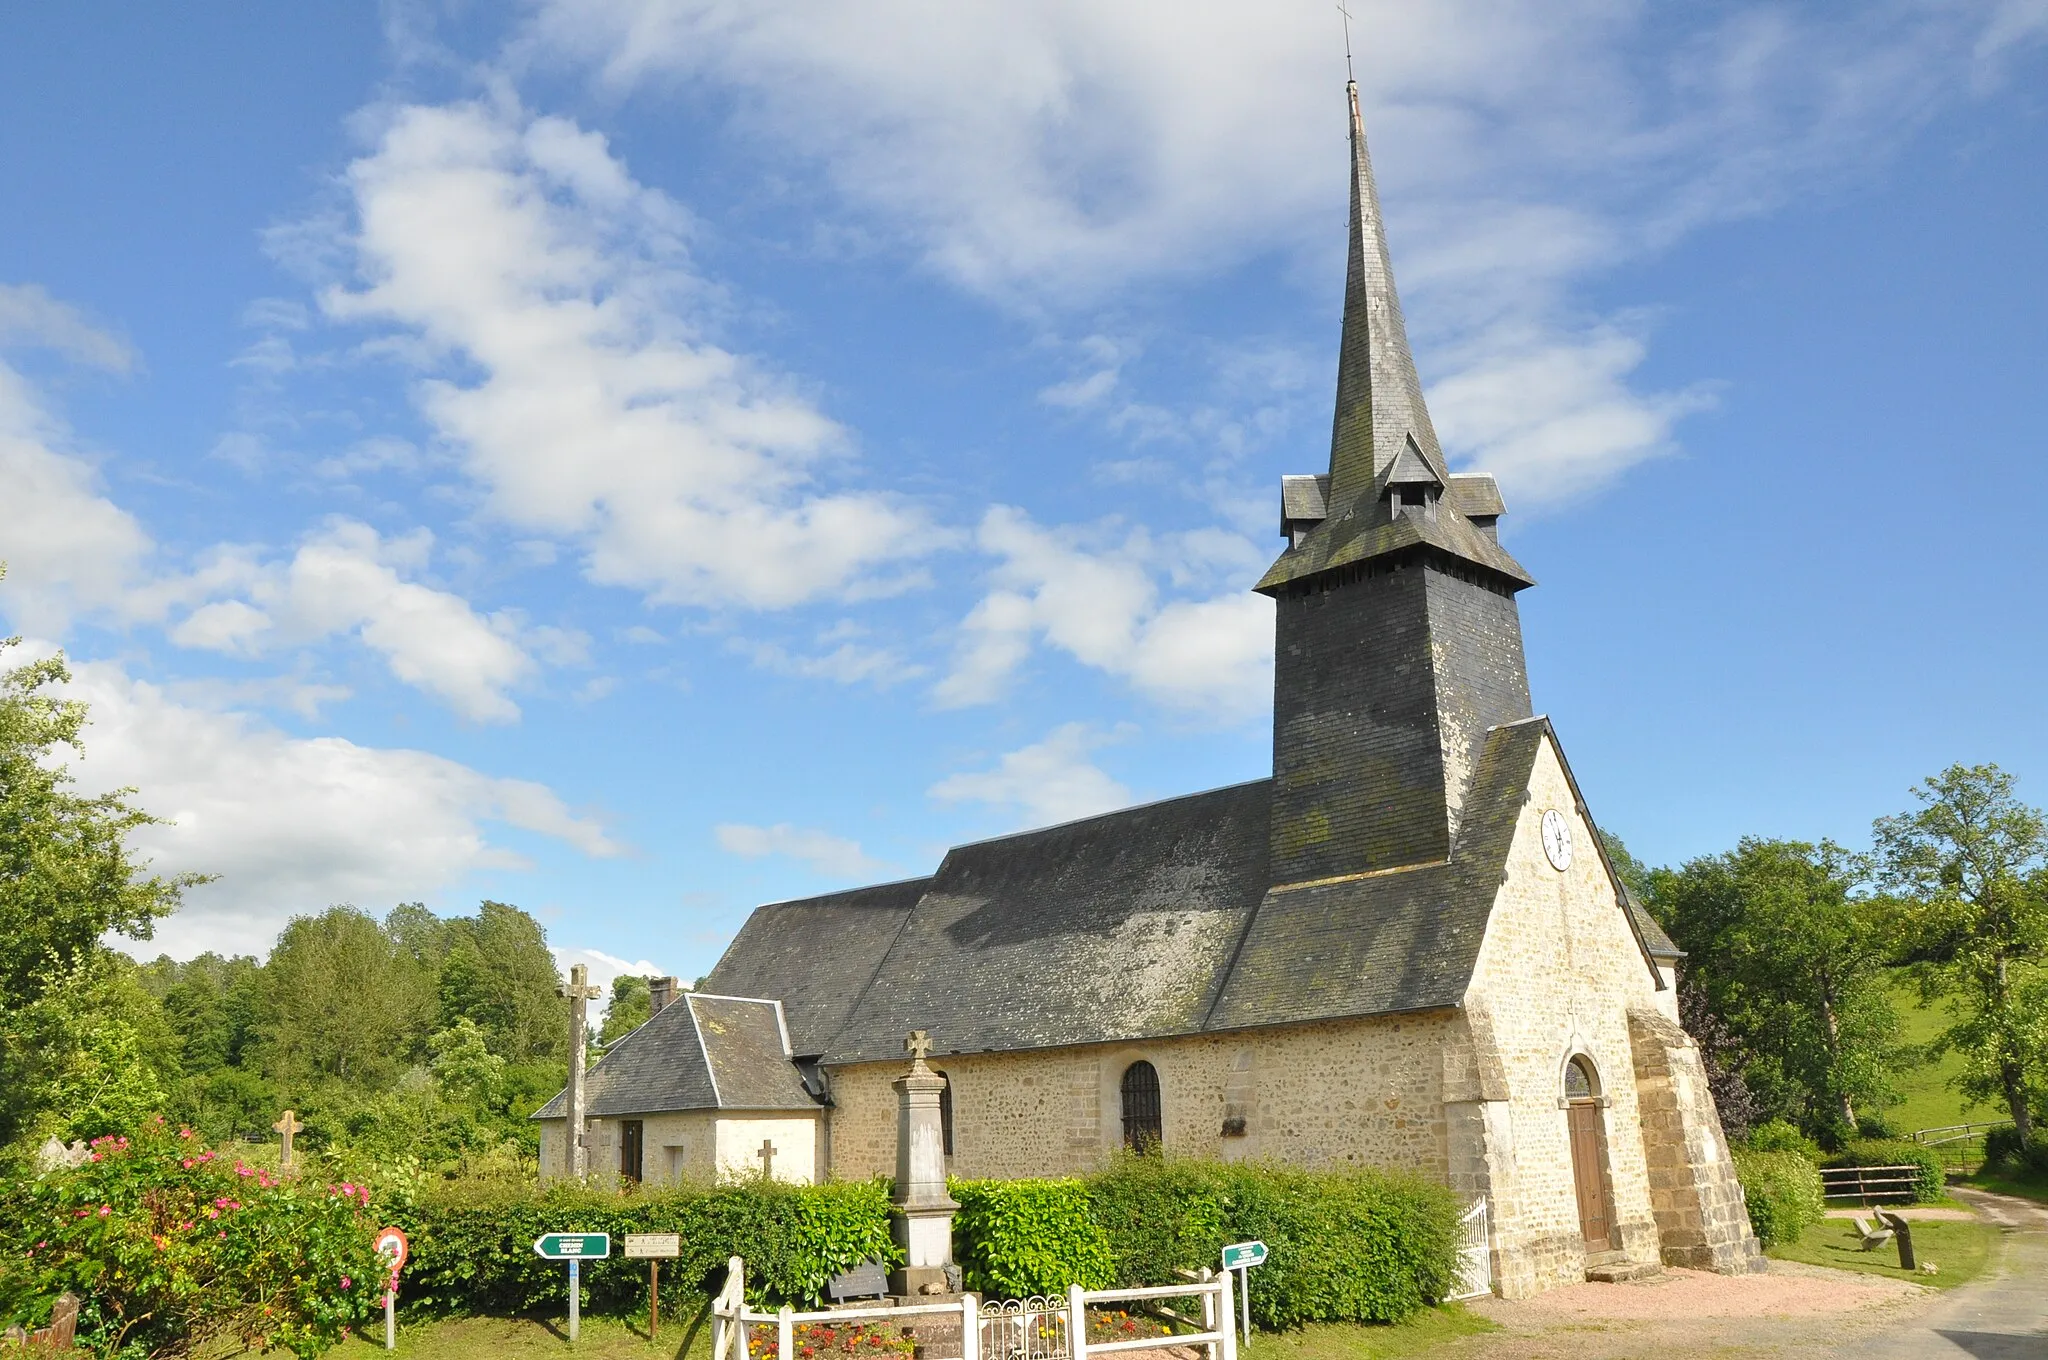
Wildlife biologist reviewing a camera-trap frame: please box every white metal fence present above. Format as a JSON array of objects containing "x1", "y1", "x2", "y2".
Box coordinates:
[
  {"x1": 1447, "y1": 1198, "x2": 1492, "y2": 1301},
  {"x1": 710, "y1": 1257, "x2": 1239, "y2": 1360}
]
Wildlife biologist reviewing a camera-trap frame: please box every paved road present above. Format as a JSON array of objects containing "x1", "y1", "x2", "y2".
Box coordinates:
[{"x1": 1845, "y1": 1187, "x2": 2048, "y2": 1359}]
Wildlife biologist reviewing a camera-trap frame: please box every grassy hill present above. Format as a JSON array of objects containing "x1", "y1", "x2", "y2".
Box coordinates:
[{"x1": 1882, "y1": 970, "x2": 1999, "y2": 1137}]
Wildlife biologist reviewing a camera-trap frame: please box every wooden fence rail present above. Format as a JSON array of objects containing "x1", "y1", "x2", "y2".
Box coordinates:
[{"x1": 1818, "y1": 1165, "x2": 1922, "y2": 1205}]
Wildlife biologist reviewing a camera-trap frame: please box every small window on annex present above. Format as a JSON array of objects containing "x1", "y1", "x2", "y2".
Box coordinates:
[
  {"x1": 1120, "y1": 1060, "x2": 1163, "y2": 1153},
  {"x1": 934, "y1": 1069, "x2": 955, "y2": 1157},
  {"x1": 1563, "y1": 1057, "x2": 1597, "y2": 1103}
]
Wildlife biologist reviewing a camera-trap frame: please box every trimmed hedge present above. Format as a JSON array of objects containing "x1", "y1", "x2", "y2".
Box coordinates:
[
  {"x1": 1826, "y1": 1140, "x2": 1944, "y2": 1204},
  {"x1": 1730, "y1": 1148, "x2": 1825, "y2": 1247},
  {"x1": 385, "y1": 1177, "x2": 897, "y2": 1314},
  {"x1": 956, "y1": 1159, "x2": 1461, "y2": 1328},
  {"x1": 1984, "y1": 1124, "x2": 2048, "y2": 1175},
  {"x1": 952, "y1": 1179, "x2": 1114, "y2": 1298}
]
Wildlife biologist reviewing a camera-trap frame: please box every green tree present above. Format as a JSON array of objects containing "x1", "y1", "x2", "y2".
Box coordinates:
[
  {"x1": 0, "y1": 631, "x2": 206, "y2": 1145},
  {"x1": 429, "y1": 1017, "x2": 507, "y2": 1108},
  {"x1": 259, "y1": 906, "x2": 435, "y2": 1089},
  {"x1": 1647, "y1": 838, "x2": 1899, "y2": 1137},
  {"x1": 600, "y1": 973, "x2": 651, "y2": 1045},
  {"x1": 1874, "y1": 764, "x2": 2048, "y2": 1149},
  {"x1": 435, "y1": 901, "x2": 565, "y2": 1060}
]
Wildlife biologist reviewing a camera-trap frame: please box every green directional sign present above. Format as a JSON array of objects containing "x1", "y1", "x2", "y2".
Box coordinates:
[
  {"x1": 1220, "y1": 1240, "x2": 1267, "y2": 1270},
  {"x1": 534, "y1": 1233, "x2": 611, "y2": 1260}
]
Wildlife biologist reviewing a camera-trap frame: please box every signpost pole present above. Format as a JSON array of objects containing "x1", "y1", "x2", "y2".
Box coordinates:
[
  {"x1": 568, "y1": 1258, "x2": 580, "y2": 1343},
  {"x1": 650, "y1": 1261, "x2": 659, "y2": 1342},
  {"x1": 385, "y1": 1287, "x2": 395, "y2": 1351},
  {"x1": 1238, "y1": 1267, "x2": 1249, "y2": 1346}
]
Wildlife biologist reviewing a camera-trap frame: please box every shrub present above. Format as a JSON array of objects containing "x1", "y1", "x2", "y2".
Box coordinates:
[
  {"x1": 952, "y1": 1179, "x2": 1113, "y2": 1297},
  {"x1": 1853, "y1": 1111, "x2": 1897, "y2": 1140},
  {"x1": 1983, "y1": 1124, "x2": 2048, "y2": 1175},
  {"x1": 0, "y1": 1119, "x2": 384, "y2": 1359},
  {"x1": 1828, "y1": 1140, "x2": 1944, "y2": 1204},
  {"x1": 957, "y1": 1158, "x2": 1460, "y2": 1328},
  {"x1": 385, "y1": 1175, "x2": 898, "y2": 1315},
  {"x1": 1743, "y1": 1120, "x2": 1823, "y2": 1160},
  {"x1": 1730, "y1": 1148, "x2": 1826, "y2": 1247}
]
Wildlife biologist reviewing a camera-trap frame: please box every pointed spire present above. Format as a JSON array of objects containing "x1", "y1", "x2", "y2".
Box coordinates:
[{"x1": 1326, "y1": 81, "x2": 1445, "y2": 510}]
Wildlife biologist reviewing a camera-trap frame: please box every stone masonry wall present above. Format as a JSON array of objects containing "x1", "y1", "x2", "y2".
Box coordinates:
[
  {"x1": 1463, "y1": 734, "x2": 1669, "y2": 1296},
  {"x1": 825, "y1": 1012, "x2": 1455, "y2": 1182},
  {"x1": 1627, "y1": 1008, "x2": 1764, "y2": 1273}
]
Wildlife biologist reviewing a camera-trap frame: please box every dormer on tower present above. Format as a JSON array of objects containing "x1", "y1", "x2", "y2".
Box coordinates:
[{"x1": 1258, "y1": 81, "x2": 1537, "y2": 885}]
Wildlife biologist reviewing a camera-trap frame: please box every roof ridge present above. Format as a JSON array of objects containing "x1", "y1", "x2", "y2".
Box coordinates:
[{"x1": 940, "y1": 776, "x2": 1273, "y2": 852}]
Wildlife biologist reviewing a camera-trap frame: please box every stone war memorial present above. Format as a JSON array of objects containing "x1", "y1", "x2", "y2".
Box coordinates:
[{"x1": 537, "y1": 78, "x2": 1764, "y2": 1299}]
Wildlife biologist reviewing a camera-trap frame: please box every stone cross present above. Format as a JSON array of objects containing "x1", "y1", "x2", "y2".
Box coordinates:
[
  {"x1": 273, "y1": 1110, "x2": 304, "y2": 1172},
  {"x1": 558, "y1": 963, "x2": 603, "y2": 1180},
  {"x1": 905, "y1": 1029, "x2": 933, "y2": 1073},
  {"x1": 758, "y1": 1138, "x2": 776, "y2": 1179}
]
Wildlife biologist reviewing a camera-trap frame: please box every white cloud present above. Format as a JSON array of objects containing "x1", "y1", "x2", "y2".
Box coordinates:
[
  {"x1": 49, "y1": 651, "x2": 621, "y2": 960},
  {"x1": 165, "y1": 518, "x2": 539, "y2": 724},
  {"x1": 314, "y1": 97, "x2": 938, "y2": 611},
  {"x1": 516, "y1": 1, "x2": 2044, "y2": 502},
  {"x1": 0, "y1": 291, "x2": 153, "y2": 633},
  {"x1": 731, "y1": 622, "x2": 926, "y2": 689},
  {"x1": 928, "y1": 722, "x2": 1134, "y2": 830},
  {"x1": 714, "y1": 822, "x2": 882, "y2": 878},
  {"x1": 936, "y1": 507, "x2": 1272, "y2": 720},
  {"x1": 552, "y1": 947, "x2": 666, "y2": 1010}
]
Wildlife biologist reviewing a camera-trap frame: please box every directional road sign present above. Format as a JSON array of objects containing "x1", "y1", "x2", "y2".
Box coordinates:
[
  {"x1": 533, "y1": 1232, "x2": 611, "y2": 1260},
  {"x1": 623, "y1": 1233, "x2": 680, "y2": 1259},
  {"x1": 1220, "y1": 1240, "x2": 1267, "y2": 1270}
]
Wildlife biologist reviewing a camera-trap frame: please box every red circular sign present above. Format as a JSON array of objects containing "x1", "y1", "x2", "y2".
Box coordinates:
[{"x1": 374, "y1": 1226, "x2": 410, "y2": 1272}]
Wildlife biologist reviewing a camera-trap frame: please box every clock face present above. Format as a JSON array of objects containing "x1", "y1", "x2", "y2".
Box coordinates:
[{"x1": 1541, "y1": 809, "x2": 1573, "y2": 871}]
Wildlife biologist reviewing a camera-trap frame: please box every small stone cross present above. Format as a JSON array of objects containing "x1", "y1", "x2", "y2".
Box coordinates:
[
  {"x1": 274, "y1": 1110, "x2": 304, "y2": 1171},
  {"x1": 758, "y1": 1138, "x2": 776, "y2": 1178},
  {"x1": 905, "y1": 1029, "x2": 933, "y2": 1072}
]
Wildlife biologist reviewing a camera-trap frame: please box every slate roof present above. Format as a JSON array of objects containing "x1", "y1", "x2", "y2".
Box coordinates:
[
  {"x1": 1280, "y1": 474, "x2": 1331, "y2": 528},
  {"x1": 682, "y1": 719, "x2": 1662, "y2": 1071},
  {"x1": 533, "y1": 993, "x2": 815, "y2": 1119},
  {"x1": 1255, "y1": 488, "x2": 1534, "y2": 595},
  {"x1": 1205, "y1": 718, "x2": 1543, "y2": 1029},
  {"x1": 1620, "y1": 883, "x2": 1683, "y2": 959},
  {"x1": 810, "y1": 781, "x2": 1274, "y2": 1065},
  {"x1": 702, "y1": 877, "x2": 928, "y2": 1056},
  {"x1": 1448, "y1": 474, "x2": 1505, "y2": 521}
]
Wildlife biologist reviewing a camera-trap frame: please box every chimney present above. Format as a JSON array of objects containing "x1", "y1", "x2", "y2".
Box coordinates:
[{"x1": 648, "y1": 976, "x2": 681, "y2": 1017}]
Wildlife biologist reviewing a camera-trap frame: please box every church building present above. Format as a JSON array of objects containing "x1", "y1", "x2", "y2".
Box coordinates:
[{"x1": 537, "y1": 81, "x2": 1762, "y2": 1299}]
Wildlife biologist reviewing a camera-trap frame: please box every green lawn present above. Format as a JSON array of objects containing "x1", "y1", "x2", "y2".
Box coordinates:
[
  {"x1": 1957, "y1": 1165, "x2": 2048, "y2": 1205},
  {"x1": 332, "y1": 1306, "x2": 718, "y2": 1360},
  {"x1": 329, "y1": 1306, "x2": 1494, "y2": 1360},
  {"x1": 1881, "y1": 974, "x2": 2000, "y2": 1139},
  {"x1": 1241, "y1": 1309, "x2": 1496, "y2": 1360},
  {"x1": 1765, "y1": 1217, "x2": 1996, "y2": 1288}
]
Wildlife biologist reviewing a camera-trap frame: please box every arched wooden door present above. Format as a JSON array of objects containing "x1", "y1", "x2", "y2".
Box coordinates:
[{"x1": 1564, "y1": 1058, "x2": 1613, "y2": 1251}]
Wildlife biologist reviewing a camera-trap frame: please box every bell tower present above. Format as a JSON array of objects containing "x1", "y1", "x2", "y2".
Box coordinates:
[{"x1": 1258, "y1": 82, "x2": 1535, "y2": 886}]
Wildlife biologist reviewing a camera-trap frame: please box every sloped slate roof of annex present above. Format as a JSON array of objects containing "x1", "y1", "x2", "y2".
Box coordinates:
[
  {"x1": 532, "y1": 993, "x2": 815, "y2": 1119},
  {"x1": 700, "y1": 876, "x2": 929, "y2": 1057}
]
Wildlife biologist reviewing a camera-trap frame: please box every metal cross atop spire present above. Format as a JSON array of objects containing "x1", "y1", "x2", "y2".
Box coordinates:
[{"x1": 1336, "y1": 3, "x2": 1355, "y2": 82}]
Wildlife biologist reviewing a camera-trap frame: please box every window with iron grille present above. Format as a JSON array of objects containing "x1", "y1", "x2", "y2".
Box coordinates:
[{"x1": 1120, "y1": 1061, "x2": 1162, "y2": 1153}]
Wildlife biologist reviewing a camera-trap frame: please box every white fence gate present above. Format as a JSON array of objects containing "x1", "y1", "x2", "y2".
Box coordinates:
[
  {"x1": 710, "y1": 1257, "x2": 1239, "y2": 1360},
  {"x1": 1448, "y1": 1198, "x2": 1493, "y2": 1301}
]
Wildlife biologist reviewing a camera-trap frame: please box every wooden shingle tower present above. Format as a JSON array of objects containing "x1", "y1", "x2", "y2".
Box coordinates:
[{"x1": 1258, "y1": 80, "x2": 1538, "y2": 884}]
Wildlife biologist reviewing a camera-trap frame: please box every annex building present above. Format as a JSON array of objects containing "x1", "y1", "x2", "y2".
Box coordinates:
[{"x1": 537, "y1": 81, "x2": 1763, "y2": 1298}]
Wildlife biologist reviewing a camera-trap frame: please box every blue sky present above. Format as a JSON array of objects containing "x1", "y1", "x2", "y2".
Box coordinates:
[{"x1": 4, "y1": 2, "x2": 2045, "y2": 994}]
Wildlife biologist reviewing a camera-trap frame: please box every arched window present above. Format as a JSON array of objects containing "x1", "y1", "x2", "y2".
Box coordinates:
[
  {"x1": 1564, "y1": 1056, "x2": 1597, "y2": 1102},
  {"x1": 1120, "y1": 1061, "x2": 1162, "y2": 1153},
  {"x1": 934, "y1": 1069, "x2": 955, "y2": 1157}
]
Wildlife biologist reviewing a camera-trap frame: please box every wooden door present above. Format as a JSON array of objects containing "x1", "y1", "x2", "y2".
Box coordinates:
[
  {"x1": 1567, "y1": 1103, "x2": 1612, "y2": 1251},
  {"x1": 620, "y1": 1119, "x2": 644, "y2": 1183}
]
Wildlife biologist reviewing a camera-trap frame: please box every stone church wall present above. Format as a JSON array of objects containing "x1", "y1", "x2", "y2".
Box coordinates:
[
  {"x1": 824, "y1": 1011, "x2": 1455, "y2": 1183},
  {"x1": 1462, "y1": 734, "x2": 1666, "y2": 1296}
]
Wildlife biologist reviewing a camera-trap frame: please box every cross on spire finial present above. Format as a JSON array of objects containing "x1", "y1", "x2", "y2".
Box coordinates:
[{"x1": 1336, "y1": 2, "x2": 1355, "y2": 82}]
